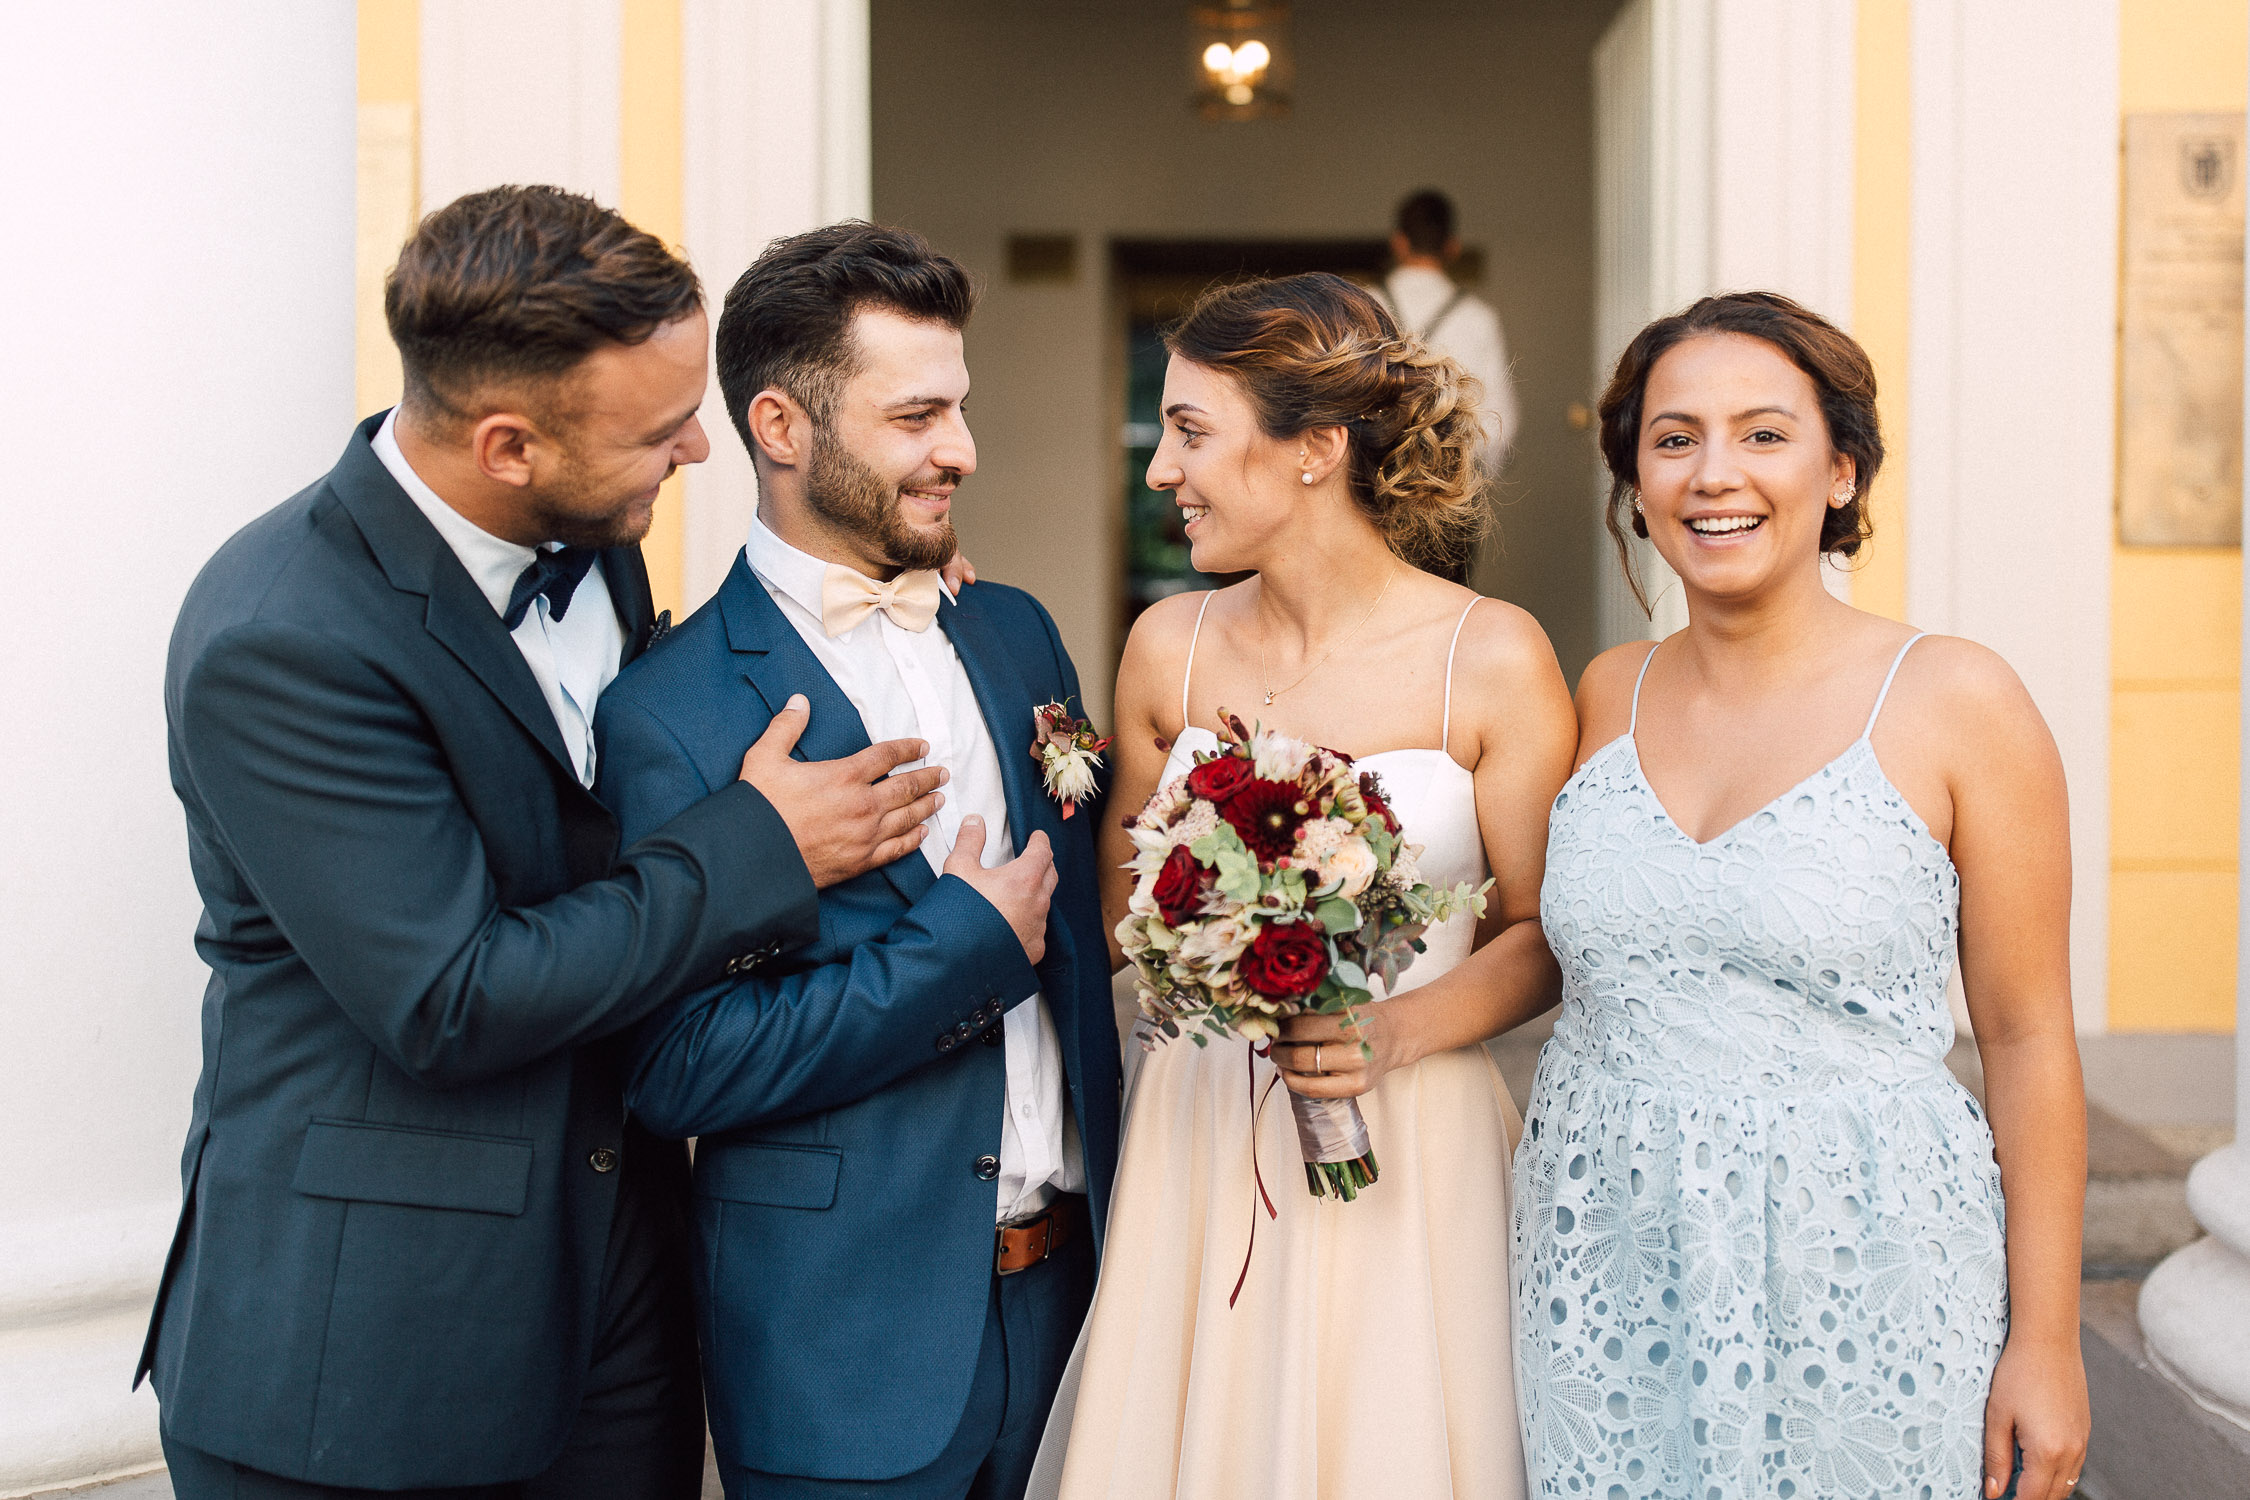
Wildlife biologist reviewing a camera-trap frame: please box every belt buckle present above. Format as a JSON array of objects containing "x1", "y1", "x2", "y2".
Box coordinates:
[{"x1": 995, "y1": 1206, "x2": 1055, "y2": 1277}]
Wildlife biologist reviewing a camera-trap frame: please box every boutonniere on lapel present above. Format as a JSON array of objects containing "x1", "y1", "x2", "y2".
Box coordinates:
[{"x1": 1031, "y1": 700, "x2": 1112, "y2": 819}]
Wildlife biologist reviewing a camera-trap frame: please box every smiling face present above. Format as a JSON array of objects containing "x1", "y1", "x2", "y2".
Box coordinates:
[
  {"x1": 807, "y1": 306, "x2": 975, "y2": 573},
  {"x1": 1146, "y1": 355, "x2": 1303, "y2": 575},
  {"x1": 1635, "y1": 331, "x2": 1854, "y2": 605},
  {"x1": 519, "y1": 309, "x2": 712, "y2": 547}
]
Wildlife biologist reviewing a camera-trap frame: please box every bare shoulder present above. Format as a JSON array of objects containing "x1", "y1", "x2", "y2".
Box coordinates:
[
  {"x1": 1576, "y1": 638, "x2": 1661, "y2": 731},
  {"x1": 1447, "y1": 593, "x2": 1559, "y2": 681},
  {"x1": 1116, "y1": 587, "x2": 1234, "y2": 732},
  {"x1": 1891, "y1": 632, "x2": 2060, "y2": 764}
]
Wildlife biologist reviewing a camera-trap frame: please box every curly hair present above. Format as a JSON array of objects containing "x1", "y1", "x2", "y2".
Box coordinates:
[
  {"x1": 1165, "y1": 272, "x2": 1488, "y2": 575},
  {"x1": 1597, "y1": 290, "x2": 1883, "y2": 613}
]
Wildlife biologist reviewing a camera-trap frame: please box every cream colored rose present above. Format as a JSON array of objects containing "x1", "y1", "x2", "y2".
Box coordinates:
[{"x1": 1319, "y1": 840, "x2": 1380, "y2": 900}]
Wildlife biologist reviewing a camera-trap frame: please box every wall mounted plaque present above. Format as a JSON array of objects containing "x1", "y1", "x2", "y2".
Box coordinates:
[{"x1": 2119, "y1": 112, "x2": 2245, "y2": 546}]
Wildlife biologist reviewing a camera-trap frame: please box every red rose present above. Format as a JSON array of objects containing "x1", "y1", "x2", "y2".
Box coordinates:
[
  {"x1": 1358, "y1": 770, "x2": 1402, "y2": 834},
  {"x1": 1222, "y1": 777, "x2": 1311, "y2": 863},
  {"x1": 1151, "y1": 844, "x2": 1208, "y2": 927},
  {"x1": 1185, "y1": 753, "x2": 1255, "y2": 805},
  {"x1": 1238, "y1": 920, "x2": 1331, "y2": 999}
]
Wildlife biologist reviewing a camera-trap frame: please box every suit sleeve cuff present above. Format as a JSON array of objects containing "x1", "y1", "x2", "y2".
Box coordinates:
[
  {"x1": 640, "y1": 779, "x2": 820, "y2": 968},
  {"x1": 924, "y1": 874, "x2": 1042, "y2": 1007}
]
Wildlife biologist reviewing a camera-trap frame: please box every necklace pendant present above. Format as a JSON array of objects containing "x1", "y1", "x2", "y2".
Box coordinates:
[{"x1": 1263, "y1": 690, "x2": 1276, "y2": 706}]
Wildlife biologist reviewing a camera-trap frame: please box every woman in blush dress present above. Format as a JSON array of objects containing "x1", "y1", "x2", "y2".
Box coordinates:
[
  {"x1": 1516, "y1": 292, "x2": 2091, "y2": 1500},
  {"x1": 1031, "y1": 273, "x2": 1577, "y2": 1500}
]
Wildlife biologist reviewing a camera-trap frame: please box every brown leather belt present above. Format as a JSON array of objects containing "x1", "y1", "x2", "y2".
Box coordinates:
[{"x1": 996, "y1": 1195, "x2": 1084, "y2": 1276}]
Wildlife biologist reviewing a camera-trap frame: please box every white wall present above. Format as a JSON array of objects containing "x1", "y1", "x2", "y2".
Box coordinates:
[
  {"x1": 0, "y1": 5, "x2": 356, "y2": 1488},
  {"x1": 420, "y1": 0, "x2": 624, "y2": 212},
  {"x1": 1908, "y1": 0, "x2": 2118, "y2": 1033}
]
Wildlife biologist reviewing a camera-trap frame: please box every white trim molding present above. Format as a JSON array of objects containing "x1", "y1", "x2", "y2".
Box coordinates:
[
  {"x1": 1906, "y1": 0, "x2": 2117, "y2": 1033},
  {"x1": 418, "y1": 0, "x2": 624, "y2": 213},
  {"x1": 680, "y1": 0, "x2": 873, "y2": 609}
]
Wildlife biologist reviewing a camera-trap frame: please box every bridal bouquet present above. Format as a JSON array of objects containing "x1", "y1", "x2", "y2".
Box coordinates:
[{"x1": 1116, "y1": 714, "x2": 1488, "y2": 1200}]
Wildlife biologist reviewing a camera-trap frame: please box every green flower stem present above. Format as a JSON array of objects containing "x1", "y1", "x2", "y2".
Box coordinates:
[{"x1": 1304, "y1": 1152, "x2": 1380, "y2": 1201}]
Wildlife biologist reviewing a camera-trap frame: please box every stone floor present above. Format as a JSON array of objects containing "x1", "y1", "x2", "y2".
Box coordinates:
[{"x1": 47, "y1": 1024, "x2": 2238, "y2": 1499}]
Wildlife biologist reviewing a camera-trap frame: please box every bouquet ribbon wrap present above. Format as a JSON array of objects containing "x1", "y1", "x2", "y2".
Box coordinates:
[{"x1": 1291, "y1": 1094, "x2": 1371, "y2": 1165}]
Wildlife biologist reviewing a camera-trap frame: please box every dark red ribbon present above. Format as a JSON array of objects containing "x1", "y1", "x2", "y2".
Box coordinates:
[{"x1": 1229, "y1": 1040, "x2": 1281, "y2": 1309}]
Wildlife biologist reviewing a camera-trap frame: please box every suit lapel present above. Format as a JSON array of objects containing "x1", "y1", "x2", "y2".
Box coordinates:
[
  {"x1": 330, "y1": 414, "x2": 582, "y2": 783},
  {"x1": 721, "y1": 559, "x2": 937, "y2": 906},
  {"x1": 938, "y1": 594, "x2": 1081, "y2": 997},
  {"x1": 603, "y1": 546, "x2": 656, "y2": 666}
]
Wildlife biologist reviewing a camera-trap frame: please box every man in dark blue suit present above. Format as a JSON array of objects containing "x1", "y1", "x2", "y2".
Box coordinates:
[
  {"x1": 596, "y1": 223, "x2": 1122, "y2": 1499},
  {"x1": 152, "y1": 188, "x2": 952, "y2": 1498}
]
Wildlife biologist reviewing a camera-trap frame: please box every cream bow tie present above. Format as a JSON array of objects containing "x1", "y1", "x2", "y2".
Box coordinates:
[{"x1": 819, "y1": 564, "x2": 942, "y2": 636}]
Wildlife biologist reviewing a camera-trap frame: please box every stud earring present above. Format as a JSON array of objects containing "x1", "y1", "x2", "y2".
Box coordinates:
[{"x1": 1301, "y1": 471, "x2": 1315, "y2": 486}]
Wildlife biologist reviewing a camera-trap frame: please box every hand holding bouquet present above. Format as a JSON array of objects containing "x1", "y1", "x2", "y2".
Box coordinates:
[{"x1": 1116, "y1": 715, "x2": 1488, "y2": 1200}]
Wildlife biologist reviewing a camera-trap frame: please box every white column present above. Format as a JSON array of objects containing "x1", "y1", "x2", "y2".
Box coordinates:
[
  {"x1": 679, "y1": 0, "x2": 872, "y2": 609},
  {"x1": 2137, "y1": 21, "x2": 2250, "y2": 1427},
  {"x1": 0, "y1": 4, "x2": 355, "y2": 1490},
  {"x1": 1592, "y1": 0, "x2": 1858, "y2": 646},
  {"x1": 1906, "y1": 0, "x2": 2116, "y2": 1033}
]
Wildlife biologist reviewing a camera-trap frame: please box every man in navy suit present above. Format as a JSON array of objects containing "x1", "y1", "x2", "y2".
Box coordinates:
[
  {"x1": 595, "y1": 222, "x2": 1122, "y2": 1499},
  {"x1": 153, "y1": 188, "x2": 952, "y2": 1498}
]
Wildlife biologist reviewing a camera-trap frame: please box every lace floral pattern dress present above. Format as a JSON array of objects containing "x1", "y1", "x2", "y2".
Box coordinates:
[{"x1": 1513, "y1": 636, "x2": 2008, "y2": 1499}]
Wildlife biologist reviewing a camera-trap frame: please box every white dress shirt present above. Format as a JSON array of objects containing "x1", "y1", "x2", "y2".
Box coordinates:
[
  {"x1": 372, "y1": 409, "x2": 625, "y2": 787},
  {"x1": 1381, "y1": 264, "x2": 1519, "y2": 471},
  {"x1": 743, "y1": 514, "x2": 1083, "y2": 1224}
]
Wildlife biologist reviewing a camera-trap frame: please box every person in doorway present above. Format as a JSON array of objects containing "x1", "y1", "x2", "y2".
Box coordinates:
[
  {"x1": 1518, "y1": 292, "x2": 2090, "y2": 1500},
  {"x1": 596, "y1": 221, "x2": 1122, "y2": 1500},
  {"x1": 1030, "y1": 272, "x2": 1575, "y2": 1499},
  {"x1": 147, "y1": 185, "x2": 952, "y2": 1498},
  {"x1": 1379, "y1": 188, "x2": 1519, "y2": 481}
]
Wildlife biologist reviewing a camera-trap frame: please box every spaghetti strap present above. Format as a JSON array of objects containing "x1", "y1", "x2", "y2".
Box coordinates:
[
  {"x1": 1440, "y1": 597, "x2": 1483, "y2": 756},
  {"x1": 1862, "y1": 632, "x2": 1929, "y2": 739},
  {"x1": 1180, "y1": 591, "x2": 1215, "y2": 732},
  {"x1": 1626, "y1": 641, "x2": 1661, "y2": 737}
]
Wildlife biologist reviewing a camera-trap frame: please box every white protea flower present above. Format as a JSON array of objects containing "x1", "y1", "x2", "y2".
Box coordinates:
[{"x1": 1252, "y1": 731, "x2": 1312, "y2": 783}]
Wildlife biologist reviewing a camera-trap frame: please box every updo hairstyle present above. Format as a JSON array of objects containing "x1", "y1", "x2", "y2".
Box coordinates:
[
  {"x1": 1165, "y1": 272, "x2": 1489, "y2": 576},
  {"x1": 1597, "y1": 291, "x2": 1883, "y2": 613}
]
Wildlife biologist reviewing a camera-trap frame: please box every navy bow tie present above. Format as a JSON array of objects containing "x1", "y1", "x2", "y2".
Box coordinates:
[{"x1": 502, "y1": 546, "x2": 599, "y2": 631}]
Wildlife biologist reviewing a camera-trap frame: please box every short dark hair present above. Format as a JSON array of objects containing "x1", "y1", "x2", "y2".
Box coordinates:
[
  {"x1": 385, "y1": 185, "x2": 701, "y2": 424},
  {"x1": 1597, "y1": 290, "x2": 1884, "y2": 612},
  {"x1": 714, "y1": 222, "x2": 974, "y2": 452},
  {"x1": 1394, "y1": 190, "x2": 1455, "y2": 257}
]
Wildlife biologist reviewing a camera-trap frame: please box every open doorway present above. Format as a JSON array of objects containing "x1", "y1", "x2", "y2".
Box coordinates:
[{"x1": 873, "y1": 0, "x2": 1632, "y2": 717}]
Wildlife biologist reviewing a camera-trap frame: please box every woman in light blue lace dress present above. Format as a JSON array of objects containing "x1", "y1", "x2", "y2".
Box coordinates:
[{"x1": 1515, "y1": 293, "x2": 2090, "y2": 1500}]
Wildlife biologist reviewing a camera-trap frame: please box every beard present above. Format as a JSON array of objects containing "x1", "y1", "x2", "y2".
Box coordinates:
[
  {"x1": 525, "y1": 443, "x2": 662, "y2": 550},
  {"x1": 805, "y1": 428, "x2": 958, "y2": 571}
]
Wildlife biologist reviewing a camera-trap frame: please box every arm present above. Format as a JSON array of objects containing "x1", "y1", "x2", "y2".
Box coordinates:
[
  {"x1": 1276, "y1": 601, "x2": 1578, "y2": 1093},
  {"x1": 1935, "y1": 644, "x2": 2088, "y2": 1500},
  {"x1": 599, "y1": 691, "x2": 1048, "y2": 1138},
  {"x1": 626, "y1": 874, "x2": 1040, "y2": 1137},
  {"x1": 1099, "y1": 596, "x2": 1202, "y2": 965},
  {"x1": 177, "y1": 621, "x2": 819, "y2": 1090}
]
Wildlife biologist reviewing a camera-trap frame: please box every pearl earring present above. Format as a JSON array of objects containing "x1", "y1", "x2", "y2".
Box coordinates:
[{"x1": 1301, "y1": 471, "x2": 1315, "y2": 486}]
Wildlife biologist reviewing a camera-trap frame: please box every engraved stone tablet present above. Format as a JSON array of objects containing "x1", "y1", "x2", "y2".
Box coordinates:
[{"x1": 2119, "y1": 113, "x2": 2245, "y2": 546}]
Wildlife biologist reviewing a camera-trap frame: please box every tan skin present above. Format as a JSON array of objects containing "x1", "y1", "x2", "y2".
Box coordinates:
[
  {"x1": 394, "y1": 309, "x2": 950, "y2": 889},
  {"x1": 1102, "y1": 355, "x2": 1577, "y2": 1096},
  {"x1": 1580, "y1": 331, "x2": 2089, "y2": 1500},
  {"x1": 739, "y1": 306, "x2": 1056, "y2": 961}
]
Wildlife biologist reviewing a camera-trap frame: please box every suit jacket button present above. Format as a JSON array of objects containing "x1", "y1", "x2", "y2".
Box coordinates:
[
  {"x1": 937, "y1": 1034, "x2": 955, "y2": 1053},
  {"x1": 955, "y1": 1021, "x2": 973, "y2": 1040},
  {"x1": 982, "y1": 1027, "x2": 1004, "y2": 1047},
  {"x1": 589, "y1": 1148, "x2": 619, "y2": 1173},
  {"x1": 973, "y1": 1154, "x2": 1000, "y2": 1181}
]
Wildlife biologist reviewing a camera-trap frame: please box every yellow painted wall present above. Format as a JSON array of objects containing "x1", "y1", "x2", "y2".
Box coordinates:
[
  {"x1": 1851, "y1": 0, "x2": 1910, "y2": 625},
  {"x1": 620, "y1": 0, "x2": 688, "y2": 619},
  {"x1": 355, "y1": 0, "x2": 417, "y2": 419},
  {"x1": 2109, "y1": 0, "x2": 2248, "y2": 1031},
  {"x1": 354, "y1": 0, "x2": 691, "y2": 616}
]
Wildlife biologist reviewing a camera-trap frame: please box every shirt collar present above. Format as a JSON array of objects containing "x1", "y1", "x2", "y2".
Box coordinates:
[
  {"x1": 743, "y1": 510, "x2": 957, "y2": 625},
  {"x1": 371, "y1": 407, "x2": 538, "y2": 620}
]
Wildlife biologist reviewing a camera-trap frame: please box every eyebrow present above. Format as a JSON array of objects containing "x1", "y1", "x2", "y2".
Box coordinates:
[
  {"x1": 1649, "y1": 405, "x2": 1797, "y2": 425},
  {"x1": 1162, "y1": 402, "x2": 1208, "y2": 419},
  {"x1": 880, "y1": 394, "x2": 958, "y2": 411}
]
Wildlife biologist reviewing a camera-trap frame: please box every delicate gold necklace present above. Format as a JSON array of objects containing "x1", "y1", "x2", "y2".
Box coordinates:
[{"x1": 1256, "y1": 569, "x2": 1398, "y2": 707}]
